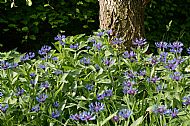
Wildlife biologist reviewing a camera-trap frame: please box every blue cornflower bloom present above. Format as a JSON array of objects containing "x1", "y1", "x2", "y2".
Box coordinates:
[
  {"x1": 79, "y1": 111, "x2": 96, "y2": 121},
  {"x1": 52, "y1": 57, "x2": 58, "y2": 61},
  {"x1": 168, "y1": 41, "x2": 183, "y2": 53},
  {"x1": 123, "y1": 86, "x2": 138, "y2": 95},
  {"x1": 170, "y1": 72, "x2": 182, "y2": 81},
  {"x1": 53, "y1": 70, "x2": 63, "y2": 75},
  {"x1": 183, "y1": 96, "x2": 190, "y2": 105},
  {"x1": 155, "y1": 41, "x2": 168, "y2": 49},
  {"x1": 40, "y1": 81, "x2": 49, "y2": 89},
  {"x1": 39, "y1": 64, "x2": 46, "y2": 69},
  {"x1": 104, "y1": 57, "x2": 114, "y2": 66},
  {"x1": 80, "y1": 57, "x2": 91, "y2": 65},
  {"x1": 85, "y1": 84, "x2": 94, "y2": 91},
  {"x1": 97, "y1": 32, "x2": 104, "y2": 37},
  {"x1": 156, "y1": 84, "x2": 167, "y2": 92},
  {"x1": 89, "y1": 102, "x2": 104, "y2": 112},
  {"x1": 0, "y1": 61, "x2": 11, "y2": 70},
  {"x1": 54, "y1": 34, "x2": 66, "y2": 41},
  {"x1": 111, "y1": 38, "x2": 123, "y2": 45},
  {"x1": 159, "y1": 52, "x2": 168, "y2": 63},
  {"x1": 104, "y1": 89, "x2": 113, "y2": 97},
  {"x1": 93, "y1": 42, "x2": 102, "y2": 50},
  {"x1": 97, "y1": 94, "x2": 105, "y2": 100},
  {"x1": 20, "y1": 52, "x2": 35, "y2": 61},
  {"x1": 30, "y1": 79, "x2": 37, "y2": 85},
  {"x1": 52, "y1": 110, "x2": 60, "y2": 118},
  {"x1": 0, "y1": 104, "x2": 8, "y2": 112},
  {"x1": 70, "y1": 113, "x2": 80, "y2": 120},
  {"x1": 112, "y1": 115, "x2": 119, "y2": 122},
  {"x1": 0, "y1": 92, "x2": 3, "y2": 97},
  {"x1": 151, "y1": 76, "x2": 160, "y2": 83},
  {"x1": 118, "y1": 109, "x2": 132, "y2": 119},
  {"x1": 38, "y1": 45, "x2": 51, "y2": 55},
  {"x1": 124, "y1": 70, "x2": 136, "y2": 79},
  {"x1": 123, "y1": 51, "x2": 136, "y2": 62},
  {"x1": 187, "y1": 47, "x2": 190, "y2": 54},
  {"x1": 165, "y1": 59, "x2": 178, "y2": 70},
  {"x1": 31, "y1": 104, "x2": 40, "y2": 112},
  {"x1": 70, "y1": 43, "x2": 78, "y2": 49},
  {"x1": 153, "y1": 105, "x2": 168, "y2": 115},
  {"x1": 138, "y1": 69, "x2": 146, "y2": 76},
  {"x1": 36, "y1": 94, "x2": 48, "y2": 103},
  {"x1": 88, "y1": 38, "x2": 96, "y2": 43},
  {"x1": 132, "y1": 38, "x2": 147, "y2": 46},
  {"x1": 16, "y1": 87, "x2": 25, "y2": 96},
  {"x1": 86, "y1": 46, "x2": 91, "y2": 50},
  {"x1": 54, "y1": 34, "x2": 66, "y2": 46},
  {"x1": 123, "y1": 81, "x2": 134, "y2": 87},
  {"x1": 149, "y1": 56, "x2": 159, "y2": 65},
  {"x1": 30, "y1": 73, "x2": 36, "y2": 78},
  {"x1": 106, "y1": 29, "x2": 113, "y2": 36},
  {"x1": 53, "y1": 101, "x2": 59, "y2": 108},
  {"x1": 170, "y1": 108, "x2": 179, "y2": 118}
]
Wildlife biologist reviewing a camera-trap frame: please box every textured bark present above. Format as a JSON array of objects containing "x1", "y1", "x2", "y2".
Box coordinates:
[{"x1": 99, "y1": 0, "x2": 149, "y2": 49}]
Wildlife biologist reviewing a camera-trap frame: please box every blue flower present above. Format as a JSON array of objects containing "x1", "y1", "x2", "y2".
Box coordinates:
[
  {"x1": 30, "y1": 79, "x2": 37, "y2": 85},
  {"x1": 95, "y1": 64, "x2": 100, "y2": 71},
  {"x1": 70, "y1": 43, "x2": 78, "y2": 49},
  {"x1": 168, "y1": 41, "x2": 183, "y2": 53},
  {"x1": 80, "y1": 57, "x2": 91, "y2": 65},
  {"x1": 97, "y1": 94, "x2": 105, "y2": 100},
  {"x1": 38, "y1": 45, "x2": 51, "y2": 55},
  {"x1": 112, "y1": 115, "x2": 119, "y2": 122},
  {"x1": 151, "y1": 76, "x2": 160, "y2": 83},
  {"x1": 40, "y1": 81, "x2": 50, "y2": 89},
  {"x1": 31, "y1": 104, "x2": 40, "y2": 112},
  {"x1": 30, "y1": 73, "x2": 36, "y2": 78},
  {"x1": 0, "y1": 61, "x2": 11, "y2": 70},
  {"x1": 89, "y1": 102, "x2": 104, "y2": 112},
  {"x1": 53, "y1": 70, "x2": 63, "y2": 75},
  {"x1": 104, "y1": 89, "x2": 113, "y2": 97},
  {"x1": 106, "y1": 29, "x2": 113, "y2": 36},
  {"x1": 0, "y1": 92, "x2": 3, "y2": 97},
  {"x1": 124, "y1": 70, "x2": 136, "y2": 79},
  {"x1": 20, "y1": 52, "x2": 35, "y2": 61},
  {"x1": 138, "y1": 69, "x2": 146, "y2": 76},
  {"x1": 85, "y1": 84, "x2": 94, "y2": 91},
  {"x1": 70, "y1": 113, "x2": 80, "y2": 120},
  {"x1": 54, "y1": 34, "x2": 66, "y2": 46},
  {"x1": 93, "y1": 42, "x2": 102, "y2": 50},
  {"x1": 118, "y1": 109, "x2": 132, "y2": 119},
  {"x1": 183, "y1": 96, "x2": 190, "y2": 105},
  {"x1": 79, "y1": 111, "x2": 96, "y2": 121},
  {"x1": 111, "y1": 38, "x2": 123, "y2": 45},
  {"x1": 170, "y1": 108, "x2": 179, "y2": 118},
  {"x1": 39, "y1": 64, "x2": 46, "y2": 69},
  {"x1": 153, "y1": 105, "x2": 168, "y2": 115},
  {"x1": 70, "y1": 111, "x2": 96, "y2": 121},
  {"x1": 104, "y1": 57, "x2": 114, "y2": 66},
  {"x1": 0, "y1": 104, "x2": 8, "y2": 112},
  {"x1": 165, "y1": 59, "x2": 178, "y2": 70},
  {"x1": 36, "y1": 94, "x2": 48, "y2": 103},
  {"x1": 97, "y1": 32, "x2": 104, "y2": 37},
  {"x1": 16, "y1": 87, "x2": 25, "y2": 96},
  {"x1": 155, "y1": 41, "x2": 168, "y2": 49},
  {"x1": 170, "y1": 72, "x2": 182, "y2": 81},
  {"x1": 132, "y1": 38, "x2": 147, "y2": 46},
  {"x1": 52, "y1": 57, "x2": 58, "y2": 61},
  {"x1": 123, "y1": 51, "x2": 136, "y2": 60},
  {"x1": 52, "y1": 110, "x2": 60, "y2": 118},
  {"x1": 159, "y1": 52, "x2": 168, "y2": 63},
  {"x1": 53, "y1": 101, "x2": 59, "y2": 108},
  {"x1": 123, "y1": 86, "x2": 138, "y2": 95}
]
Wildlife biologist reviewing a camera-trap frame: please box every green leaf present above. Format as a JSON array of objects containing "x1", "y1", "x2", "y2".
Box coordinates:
[
  {"x1": 100, "y1": 111, "x2": 117, "y2": 126},
  {"x1": 130, "y1": 116, "x2": 144, "y2": 126},
  {"x1": 26, "y1": 0, "x2": 32, "y2": 6},
  {"x1": 29, "y1": 35, "x2": 36, "y2": 40},
  {"x1": 22, "y1": 27, "x2": 29, "y2": 32}
]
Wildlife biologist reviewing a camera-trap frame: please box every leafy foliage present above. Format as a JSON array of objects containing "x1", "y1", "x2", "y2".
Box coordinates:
[{"x1": 1, "y1": 31, "x2": 190, "y2": 125}]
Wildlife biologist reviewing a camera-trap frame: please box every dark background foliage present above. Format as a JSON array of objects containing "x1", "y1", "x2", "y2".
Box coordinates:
[{"x1": 0, "y1": 0, "x2": 189, "y2": 53}]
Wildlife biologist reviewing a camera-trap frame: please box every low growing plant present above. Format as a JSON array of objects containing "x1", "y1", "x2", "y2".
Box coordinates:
[{"x1": 1, "y1": 30, "x2": 190, "y2": 126}]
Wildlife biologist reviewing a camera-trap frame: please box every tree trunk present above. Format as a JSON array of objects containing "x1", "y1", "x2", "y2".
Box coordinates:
[{"x1": 99, "y1": 0, "x2": 150, "y2": 49}]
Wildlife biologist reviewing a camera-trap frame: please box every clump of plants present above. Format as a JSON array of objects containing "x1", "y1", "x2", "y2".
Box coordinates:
[{"x1": 1, "y1": 30, "x2": 190, "y2": 125}]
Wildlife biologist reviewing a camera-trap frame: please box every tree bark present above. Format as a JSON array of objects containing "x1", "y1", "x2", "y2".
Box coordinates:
[{"x1": 99, "y1": 0, "x2": 150, "y2": 49}]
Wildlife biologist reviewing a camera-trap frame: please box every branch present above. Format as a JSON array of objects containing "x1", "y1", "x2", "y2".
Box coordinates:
[{"x1": 143, "y1": 0, "x2": 151, "y2": 7}]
